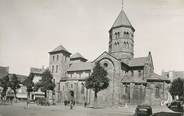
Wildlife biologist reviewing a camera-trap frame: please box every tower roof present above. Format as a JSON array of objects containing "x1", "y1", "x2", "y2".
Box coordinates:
[
  {"x1": 49, "y1": 45, "x2": 71, "y2": 55},
  {"x1": 70, "y1": 52, "x2": 87, "y2": 62},
  {"x1": 110, "y1": 9, "x2": 135, "y2": 31}
]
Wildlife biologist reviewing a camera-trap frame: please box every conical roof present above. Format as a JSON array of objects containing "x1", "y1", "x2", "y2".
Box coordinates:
[
  {"x1": 70, "y1": 52, "x2": 87, "y2": 61},
  {"x1": 49, "y1": 45, "x2": 71, "y2": 55},
  {"x1": 111, "y1": 10, "x2": 135, "y2": 31}
]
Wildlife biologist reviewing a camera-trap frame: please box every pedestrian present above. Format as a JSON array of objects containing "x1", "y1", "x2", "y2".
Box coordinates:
[
  {"x1": 64, "y1": 100, "x2": 67, "y2": 106},
  {"x1": 84, "y1": 102, "x2": 87, "y2": 107},
  {"x1": 70, "y1": 100, "x2": 73, "y2": 109}
]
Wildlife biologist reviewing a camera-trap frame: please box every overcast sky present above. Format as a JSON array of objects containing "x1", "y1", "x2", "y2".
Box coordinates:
[{"x1": 0, "y1": 0, "x2": 184, "y2": 75}]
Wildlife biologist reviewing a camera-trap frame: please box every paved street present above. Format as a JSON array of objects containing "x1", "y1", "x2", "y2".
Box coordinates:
[
  {"x1": 0, "y1": 102, "x2": 132, "y2": 116},
  {"x1": 0, "y1": 102, "x2": 182, "y2": 116}
]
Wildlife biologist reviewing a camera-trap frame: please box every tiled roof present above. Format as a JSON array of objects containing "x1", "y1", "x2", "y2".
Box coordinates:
[
  {"x1": 49, "y1": 45, "x2": 71, "y2": 54},
  {"x1": 147, "y1": 73, "x2": 170, "y2": 83},
  {"x1": 128, "y1": 57, "x2": 148, "y2": 67},
  {"x1": 70, "y1": 53, "x2": 87, "y2": 61},
  {"x1": 30, "y1": 67, "x2": 44, "y2": 74},
  {"x1": 0, "y1": 66, "x2": 9, "y2": 79},
  {"x1": 121, "y1": 75, "x2": 146, "y2": 84},
  {"x1": 111, "y1": 10, "x2": 134, "y2": 31},
  {"x1": 67, "y1": 62, "x2": 93, "y2": 72},
  {"x1": 60, "y1": 77, "x2": 87, "y2": 82}
]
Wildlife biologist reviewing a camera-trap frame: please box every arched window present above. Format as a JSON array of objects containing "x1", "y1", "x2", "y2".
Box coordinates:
[
  {"x1": 155, "y1": 87, "x2": 160, "y2": 98},
  {"x1": 131, "y1": 34, "x2": 134, "y2": 38},
  {"x1": 56, "y1": 65, "x2": 58, "y2": 73},
  {"x1": 52, "y1": 65, "x2": 54, "y2": 73},
  {"x1": 124, "y1": 41, "x2": 126, "y2": 47},
  {"x1": 53, "y1": 55, "x2": 55, "y2": 61},
  {"x1": 115, "y1": 32, "x2": 120, "y2": 39},
  {"x1": 138, "y1": 70, "x2": 141, "y2": 77},
  {"x1": 124, "y1": 31, "x2": 130, "y2": 38},
  {"x1": 117, "y1": 32, "x2": 120, "y2": 38},
  {"x1": 57, "y1": 55, "x2": 59, "y2": 61},
  {"x1": 115, "y1": 32, "x2": 117, "y2": 39},
  {"x1": 131, "y1": 70, "x2": 134, "y2": 77},
  {"x1": 63, "y1": 86, "x2": 65, "y2": 91},
  {"x1": 127, "y1": 42, "x2": 129, "y2": 48},
  {"x1": 104, "y1": 63, "x2": 108, "y2": 67}
]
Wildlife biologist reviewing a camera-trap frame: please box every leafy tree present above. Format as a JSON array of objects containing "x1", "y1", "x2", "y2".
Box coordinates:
[
  {"x1": 35, "y1": 69, "x2": 55, "y2": 98},
  {"x1": 0, "y1": 75, "x2": 10, "y2": 97},
  {"x1": 9, "y1": 74, "x2": 21, "y2": 98},
  {"x1": 169, "y1": 78, "x2": 184, "y2": 99},
  {"x1": 23, "y1": 73, "x2": 34, "y2": 99},
  {"x1": 85, "y1": 62, "x2": 109, "y2": 106}
]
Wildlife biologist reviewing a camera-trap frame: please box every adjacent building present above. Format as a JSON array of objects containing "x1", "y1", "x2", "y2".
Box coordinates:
[
  {"x1": 28, "y1": 67, "x2": 45, "y2": 100},
  {"x1": 162, "y1": 71, "x2": 184, "y2": 82},
  {"x1": 0, "y1": 66, "x2": 28, "y2": 100}
]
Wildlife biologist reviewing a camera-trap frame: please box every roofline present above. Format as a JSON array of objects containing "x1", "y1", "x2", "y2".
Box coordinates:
[
  {"x1": 67, "y1": 69, "x2": 91, "y2": 72},
  {"x1": 92, "y1": 51, "x2": 120, "y2": 63},
  {"x1": 70, "y1": 57, "x2": 88, "y2": 62},
  {"x1": 49, "y1": 50, "x2": 71, "y2": 55},
  {"x1": 60, "y1": 78, "x2": 87, "y2": 82},
  {"x1": 146, "y1": 79, "x2": 170, "y2": 83},
  {"x1": 129, "y1": 66, "x2": 144, "y2": 69},
  {"x1": 109, "y1": 25, "x2": 135, "y2": 32},
  {"x1": 121, "y1": 82, "x2": 147, "y2": 85}
]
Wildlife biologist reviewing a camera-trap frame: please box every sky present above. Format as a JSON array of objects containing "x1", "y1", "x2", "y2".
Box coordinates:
[{"x1": 0, "y1": 0, "x2": 184, "y2": 75}]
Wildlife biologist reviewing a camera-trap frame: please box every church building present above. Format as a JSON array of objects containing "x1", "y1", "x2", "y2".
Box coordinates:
[{"x1": 48, "y1": 2, "x2": 170, "y2": 106}]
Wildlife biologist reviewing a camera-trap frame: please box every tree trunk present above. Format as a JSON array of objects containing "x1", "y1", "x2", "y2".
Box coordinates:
[
  {"x1": 45, "y1": 91, "x2": 47, "y2": 98},
  {"x1": 94, "y1": 91, "x2": 97, "y2": 108},
  {"x1": 13, "y1": 89, "x2": 17, "y2": 99},
  {"x1": 27, "y1": 92, "x2": 30, "y2": 108},
  {"x1": 27, "y1": 92, "x2": 30, "y2": 99}
]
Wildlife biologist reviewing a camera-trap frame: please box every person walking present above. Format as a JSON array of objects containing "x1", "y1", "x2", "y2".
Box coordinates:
[{"x1": 69, "y1": 90, "x2": 74, "y2": 110}]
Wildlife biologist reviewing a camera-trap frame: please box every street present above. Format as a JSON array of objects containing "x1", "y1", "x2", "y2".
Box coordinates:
[
  {"x1": 0, "y1": 102, "x2": 182, "y2": 116},
  {"x1": 0, "y1": 103, "x2": 132, "y2": 116}
]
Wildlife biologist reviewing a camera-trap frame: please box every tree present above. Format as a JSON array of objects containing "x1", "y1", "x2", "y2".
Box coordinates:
[
  {"x1": 169, "y1": 78, "x2": 184, "y2": 99},
  {"x1": 0, "y1": 75, "x2": 10, "y2": 97},
  {"x1": 35, "y1": 69, "x2": 55, "y2": 98},
  {"x1": 85, "y1": 62, "x2": 109, "y2": 106},
  {"x1": 23, "y1": 73, "x2": 34, "y2": 99},
  {"x1": 9, "y1": 74, "x2": 21, "y2": 98}
]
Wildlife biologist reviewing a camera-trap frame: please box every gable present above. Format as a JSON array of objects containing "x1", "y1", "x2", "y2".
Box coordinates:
[
  {"x1": 92, "y1": 51, "x2": 121, "y2": 71},
  {"x1": 92, "y1": 51, "x2": 119, "y2": 63}
]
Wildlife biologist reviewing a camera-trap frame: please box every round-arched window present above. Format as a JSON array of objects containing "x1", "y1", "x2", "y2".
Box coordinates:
[{"x1": 104, "y1": 63, "x2": 108, "y2": 67}]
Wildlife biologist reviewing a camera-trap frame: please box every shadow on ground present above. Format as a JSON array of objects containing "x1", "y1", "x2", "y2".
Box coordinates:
[{"x1": 153, "y1": 112, "x2": 182, "y2": 116}]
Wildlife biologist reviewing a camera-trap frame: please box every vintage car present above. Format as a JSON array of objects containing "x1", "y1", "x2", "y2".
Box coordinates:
[
  {"x1": 134, "y1": 105, "x2": 153, "y2": 116},
  {"x1": 167, "y1": 100, "x2": 184, "y2": 112}
]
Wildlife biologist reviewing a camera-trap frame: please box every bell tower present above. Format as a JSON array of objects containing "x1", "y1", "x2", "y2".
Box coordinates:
[{"x1": 108, "y1": 2, "x2": 135, "y2": 63}]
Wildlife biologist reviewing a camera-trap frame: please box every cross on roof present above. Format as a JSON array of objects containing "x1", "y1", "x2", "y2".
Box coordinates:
[{"x1": 122, "y1": 0, "x2": 124, "y2": 9}]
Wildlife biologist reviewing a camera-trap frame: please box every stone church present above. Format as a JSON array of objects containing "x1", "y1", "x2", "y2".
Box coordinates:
[{"x1": 48, "y1": 3, "x2": 170, "y2": 106}]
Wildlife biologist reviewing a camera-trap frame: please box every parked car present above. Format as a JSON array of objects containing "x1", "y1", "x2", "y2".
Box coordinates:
[
  {"x1": 167, "y1": 101, "x2": 184, "y2": 112},
  {"x1": 134, "y1": 105, "x2": 153, "y2": 116}
]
